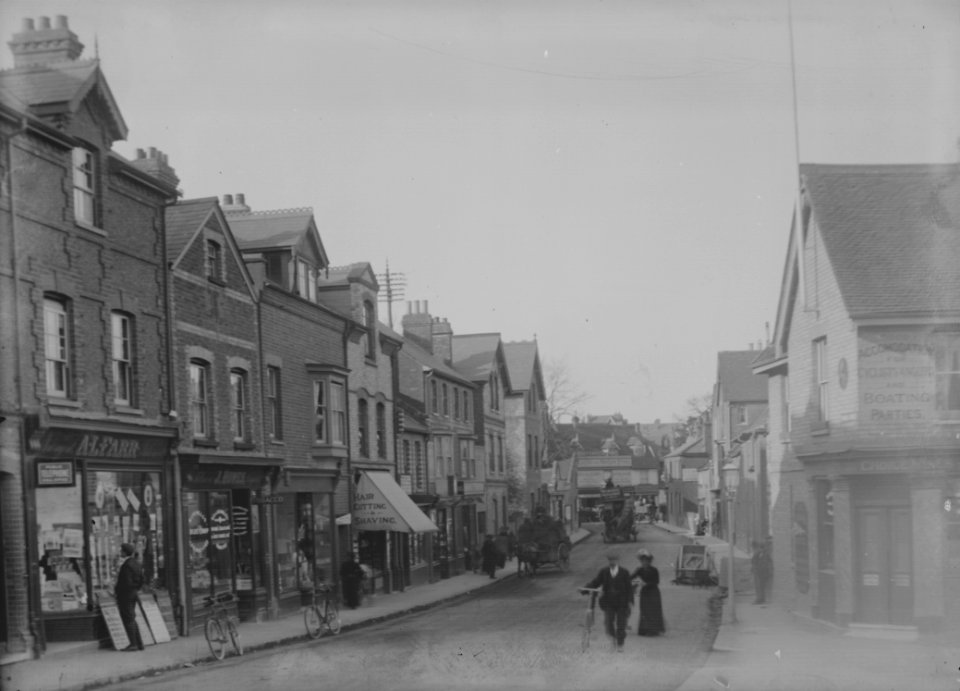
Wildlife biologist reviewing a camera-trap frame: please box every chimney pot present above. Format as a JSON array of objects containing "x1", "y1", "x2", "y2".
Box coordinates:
[
  {"x1": 136, "y1": 148, "x2": 145, "y2": 159},
  {"x1": 148, "y1": 146, "x2": 157, "y2": 159},
  {"x1": 223, "y1": 194, "x2": 234, "y2": 205},
  {"x1": 55, "y1": 15, "x2": 68, "y2": 28},
  {"x1": 23, "y1": 18, "x2": 35, "y2": 31},
  {"x1": 406, "y1": 301, "x2": 412, "y2": 314},
  {"x1": 424, "y1": 300, "x2": 429, "y2": 313},
  {"x1": 38, "y1": 16, "x2": 51, "y2": 29},
  {"x1": 415, "y1": 300, "x2": 420, "y2": 314},
  {"x1": 235, "y1": 193, "x2": 245, "y2": 205}
]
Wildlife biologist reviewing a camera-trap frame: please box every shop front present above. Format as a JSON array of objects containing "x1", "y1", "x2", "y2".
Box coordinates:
[
  {"x1": 180, "y1": 460, "x2": 277, "y2": 629},
  {"x1": 29, "y1": 427, "x2": 175, "y2": 644},
  {"x1": 274, "y1": 469, "x2": 338, "y2": 614}
]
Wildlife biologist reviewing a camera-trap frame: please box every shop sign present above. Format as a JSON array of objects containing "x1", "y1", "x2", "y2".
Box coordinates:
[
  {"x1": 251, "y1": 495, "x2": 284, "y2": 505},
  {"x1": 857, "y1": 329, "x2": 937, "y2": 424},
  {"x1": 182, "y1": 466, "x2": 267, "y2": 489},
  {"x1": 858, "y1": 457, "x2": 952, "y2": 473},
  {"x1": 210, "y1": 509, "x2": 231, "y2": 550},
  {"x1": 36, "y1": 460, "x2": 75, "y2": 487},
  {"x1": 32, "y1": 428, "x2": 172, "y2": 461}
]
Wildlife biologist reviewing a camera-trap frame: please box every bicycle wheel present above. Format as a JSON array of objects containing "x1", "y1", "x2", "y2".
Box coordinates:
[
  {"x1": 304, "y1": 605, "x2": 323, "y2": 639},
  {"x1": 205, "y1": 618, "x2": 226, "y2": 660},
  {"x1": 226, "y1": 618, "x2": 243, "y2": 656},
  {"x1": 324, "y1": 599, "x2": 341, "y2": 635}
]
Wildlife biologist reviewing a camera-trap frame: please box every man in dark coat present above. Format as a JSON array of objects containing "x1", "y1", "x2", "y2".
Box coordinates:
[
  {"x1": 114, "y1": 543, "x2": 144, "y2": 651},
  {"x1": 582, "y1": 551, "x2": 634, "y2": 652},
  {"x1": 339, "y1": 552, "x2": 365, "y2": 609},
  {"x1": 480, "y1": 534, "x2": 499, "y2": 579},
  {"x1": 751, "y1": 540, "x2": 773, "y2": 604}
]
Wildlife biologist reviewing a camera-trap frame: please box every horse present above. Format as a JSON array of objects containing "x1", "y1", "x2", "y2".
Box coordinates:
[{"x1": 516, "y1": 542, "x2": 540, "y2": 578}]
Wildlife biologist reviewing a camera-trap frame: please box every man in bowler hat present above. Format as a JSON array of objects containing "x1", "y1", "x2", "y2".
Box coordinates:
[{"x1": 115, "y1": 543, "x2": 145, "y2": 651}]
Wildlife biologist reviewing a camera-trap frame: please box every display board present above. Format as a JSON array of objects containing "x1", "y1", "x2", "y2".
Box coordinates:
[
  {"x1": 135, "y1": 604, "x2": 155, "y2": 646},
  {"x1": 140, "y1": 597, "x2": 171, "y2": 643},
  {"x1": 153, "y1": 590, "x2": 179, "y2": 639},
  {"x1": 99, "y1": 602, "x2": 130, "y2": 651}
]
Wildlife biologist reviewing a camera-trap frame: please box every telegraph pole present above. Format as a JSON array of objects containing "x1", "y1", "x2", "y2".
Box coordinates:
[{"x1": 376, "y1": 260, "x2": 406, "y2": 329}]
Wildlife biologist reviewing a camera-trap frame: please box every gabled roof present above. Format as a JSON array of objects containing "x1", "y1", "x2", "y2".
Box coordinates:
[
  {"x1": 451, "y1": 333, "x2": 511, "y2": 389},
  {"x1": 324, "y1": 263, "x2": 379, "y2": 291},
  {"x1": 400, "y1": 334, "x2": 472, "y2": 386},
  {"x1": 502, "y1": 341, "x2": 545, "y2": 398},
  {"x1": 227, "y1": 207, "x2": 329, "y2": 265},
  {"x1": 802, "y1": 163, "x2": 960, "y2": 319},
  {"x1": 717, "y1": 351, "x2": 768, "y2": 403},
  {"x1": 666, "y1": 435, "x2": 708, "y2": 459},
  {"x1": 0, "y1": 58, "x2": 127, "y2": 141}
]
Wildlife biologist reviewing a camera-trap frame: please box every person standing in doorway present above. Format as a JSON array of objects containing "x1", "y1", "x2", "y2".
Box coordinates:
[
  {"x1": 632, "y1": 549, "x2": 665, "y2": 636},
  {"x1": 115, "y1": 543, "x2": 144, "y2": 651},
  {"x1": 581, "y1": 552, "x2": 634, "y2": 652},
  {"x1": 340, "y1": 552, "x2": 365, "y2": 609}
]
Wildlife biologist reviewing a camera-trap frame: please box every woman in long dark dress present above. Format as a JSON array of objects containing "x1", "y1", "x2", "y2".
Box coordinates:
[{"x1": 632, "y1": 549, "x2": 665, "y2": 636}]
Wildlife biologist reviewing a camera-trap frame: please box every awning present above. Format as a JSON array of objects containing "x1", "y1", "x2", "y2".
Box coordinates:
[{"x1": 354, "y1": 471, "x2": 438, "y2": 533}]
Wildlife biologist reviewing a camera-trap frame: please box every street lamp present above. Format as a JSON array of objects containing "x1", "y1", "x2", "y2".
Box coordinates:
[{"x1": 721, "y1": 462, "x2": 740, "y2": 624}]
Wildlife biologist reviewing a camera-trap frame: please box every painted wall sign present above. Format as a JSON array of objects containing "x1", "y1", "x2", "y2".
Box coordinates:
[
  {"x1": 36, "y1": 460, "x2": 75, "y2": 486},
  {"x1": 858, "y1": 329, "x2": 937, "y2": 425}
]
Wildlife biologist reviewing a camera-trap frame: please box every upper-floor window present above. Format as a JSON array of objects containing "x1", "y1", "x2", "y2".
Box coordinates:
[
  {"x1": 72, "y1": 147, "x2": 97, "y2": 226},
  {"x1": 267, "y1": 366, "x2": 283, "y2": 441},
  {"x1": 111, "y1": 311, "x2": 135, "y2": 406},
  {"x1": 497, "y1": 436, "x2": 504, "y2": 473},
  {"x1": 314, "y1": 380, "x2": 327, "y2": 443},
  {"x1": 189, "y1": 360, "x2": 212, "y2": 439},
  {"x1": 376, "y1": 402, "x2": 387, "y2": 458},
  {"x1": 330, "y1": 381, "x2": 347, "y2": 444},
  {"x1": 527, "y1": 434, "x2": 533, "y2": 468},
  {"x1": 488, "y1": 434, "x2": 495, "y2": 473},
  {"x1": 442, "y1": 383, "x2": 449, "y2": 416},
  {"x1": 296, "y1": 259, "x2": 316, "y2": 301},
  {"x1": 736, "y1": 405, "x2": 747, "y2": 425},
  {"x1": 44, "y1": 297, "x2": 71, "y2": 398},
  {"x1": 431, "y1": 379, "x2": 438, "y2": 414},
  {"x1": 463, "y1": 391, "x2": 470, "y2": 421},
  {"x1": 935, "y1": 339, "x2": 960, "y2": 415},
  {"x1": 314, "y1": 379, "x2": 347, "y2": 445},
  {"x1": 230, "y1": 369, "x2": 248, "y2": 442},
  {"x1": 206, "y1": 240, "x2": 223, "y2": 282},
  {"x1": 363, "y1": 301, "x2": 376, "y2": 359},
  {"x1": 413, "y1": 441, "x2": 424, "y2": 491},
  {"x1": 454, "y1": 387, "x2": 460, "y2": 419},
  {"x1": 358, "y1": 399, "x2": 369, "y2": 457},
  {"x1": 402, "y1": 440, "x2": 411, "y2": 475},
  {"x1": 814, "y1": 338, "x2": 828, "y2": 422}
]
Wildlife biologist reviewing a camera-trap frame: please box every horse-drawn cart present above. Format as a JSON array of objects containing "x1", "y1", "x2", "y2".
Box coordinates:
[{"x1": 517, "y1": 539, "x2": 570, "y2": 577}]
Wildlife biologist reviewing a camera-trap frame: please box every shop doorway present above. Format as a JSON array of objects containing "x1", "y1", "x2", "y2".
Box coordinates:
[{"x1": 856, "y1": 507, "x2": 913, "y2": 625}]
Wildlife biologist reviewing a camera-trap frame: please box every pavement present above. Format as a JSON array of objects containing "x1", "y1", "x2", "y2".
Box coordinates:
[
  {"x1": 4, "y1": 528, "x2": 592, "y2": 691},
  {"x1": 654, "y1": 522, "x2": 959, "y2": 691}
]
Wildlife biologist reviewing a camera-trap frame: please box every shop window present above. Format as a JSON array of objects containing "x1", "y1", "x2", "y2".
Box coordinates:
[
  {"x1": 266, "y1": 366, "x2": 283, "y2": 440},
  {"x1": 358, "y1": 399, "x2": 369, "y2": 457},
  {"x1": 376, "y1": 402, "x2": 387, "y2": 458},
  {"x1": 185, "y1": 490, "x2": 233, "y2": 608},
  {"x1": 189, "y1": 360, "x2": 212, "y2": 440},
  {"x1": 44, "y1": 297, "x2": 72, "y2": 398},
  {"x1": 935, "y1": 337, "x2": 960, "y2": 416},
  {"x1": 276, "y1": 493, "x2": 332, "y2": 594},
  {"x1": 37, "y1": 470, "x2": 85, "y2": 614},
  {"x1": 72, "y1": 146, "x2": 97, "y2": 226},
  {"x1": 230, "y1": 369, "x2": 248, "y2": 443},
  {"x1": 231, "y1": 490, "x2": 260, "y2": 591}
]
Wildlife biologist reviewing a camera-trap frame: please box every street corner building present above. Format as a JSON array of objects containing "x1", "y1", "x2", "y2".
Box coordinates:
[{"x1": 754, "y1": 163, "x2": 960, "y2": 635}]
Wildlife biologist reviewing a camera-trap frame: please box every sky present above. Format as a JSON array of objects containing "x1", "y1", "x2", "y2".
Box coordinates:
[{"x1": 3, "y1": 0, "x2": 958, "y2": 424}]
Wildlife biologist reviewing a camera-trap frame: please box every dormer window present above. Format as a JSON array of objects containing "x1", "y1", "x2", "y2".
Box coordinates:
[
  {"x1": 296, "y1": 259, "x2": 317, "y2": 302},
  {"x1": 72, "y1": 147, "x2": 97, "y2": 226}
]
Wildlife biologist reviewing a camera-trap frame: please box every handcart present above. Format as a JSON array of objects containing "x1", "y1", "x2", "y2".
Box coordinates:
[{"x1": 672, "y1": 543, "x2": 718, "y2": 586}]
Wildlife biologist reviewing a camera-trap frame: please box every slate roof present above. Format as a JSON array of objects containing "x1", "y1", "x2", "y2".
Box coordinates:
[
  {"x1": 165, "y1": 197, "x2": 217, "y2": 263},
  {"x1": 666, "y1": 435, "x2": 708, "y2": 460},
  {"x1": 451, "y1": 333, "x2": 503, "y2": 382},
  {"x1": 400, "y1": 335, "x2": 471, "y2": 386},
  {"x1": 0, "y1": 58, "x2": 127, "y2": 140},
  {"x1": 227, "y1": 208, "x2": 317, "y2": 251},
  {"x1": 717, "y1": 351, "x2": 768, "y2": 403},
  {"x1": 802, "y1": 163, "x2": 960, "y2": 318},
  {"x1": 502, "y1": 341, "x2": 537, "y2": 391}
]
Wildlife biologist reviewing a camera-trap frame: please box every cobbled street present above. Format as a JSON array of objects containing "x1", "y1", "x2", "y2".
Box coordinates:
[{"x1": 101, "y1": 525, "x2": 718, "y2": 691}]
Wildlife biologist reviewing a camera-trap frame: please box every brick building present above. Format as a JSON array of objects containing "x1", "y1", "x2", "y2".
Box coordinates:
[
  {"x1": 226, "y1": 195, "x2": 351, "y2": 616},
  {"x1": 755, "y1": 163, "x2": 960, "y2": 634},
  {"x1": 398, "y1": 302, "x2": 479, "y2": 581},
  {"x1": 0, "y1": 16, "x2": 178, "y2": 654},
  {"x1": 164, "y1": 196, "x2": 272, "y2": 631}
]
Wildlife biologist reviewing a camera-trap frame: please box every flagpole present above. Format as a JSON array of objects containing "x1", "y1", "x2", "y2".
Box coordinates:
[{"x1": 787, "y1": 0, "x2": 807, "y2": 310}]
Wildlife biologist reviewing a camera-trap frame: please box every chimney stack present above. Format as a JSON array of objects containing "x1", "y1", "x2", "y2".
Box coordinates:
[
  {"x1": 432, "y1": 317, "x2": 454, "y2": 364},
  {"x1": 401, "y1": 299, "x2": 434, "y2": 353},
  {"x1": 221, "y1": 193, "x2": 251, "y2": 214},
  {"x1": 128, "y1": 147, "x2": 180, "y2": 189},
  {"x1": 9, "y1": 15, "x2": 85, "y2": 67}
]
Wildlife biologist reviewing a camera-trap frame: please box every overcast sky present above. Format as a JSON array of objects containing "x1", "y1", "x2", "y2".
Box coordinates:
[{"x1": 3, "y1": 0, "x2": 958, "y2": 423}]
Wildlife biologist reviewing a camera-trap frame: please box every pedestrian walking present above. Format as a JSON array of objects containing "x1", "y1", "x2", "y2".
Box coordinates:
[
  {"x1": 114, "y1": 543, "x2": 144, "y2": 651},
  {"x1": 481, "y1": 534, "x2": 499, "y2": 578},
  {"x1": 631, "y1": 549, "x2": 665, "y2": 636},
  {"x1": 494, "y1": 528, "x2": 510, "y2": 568},
  {"x1": 339, "y1": 552, "x2": 365, "y2": 609},
  {"x1": 751, "y1": 540, "x2": 773, "y2": 604},
  {"x1": 581, "y1": 551, "x2": 634, "y2": 652}
]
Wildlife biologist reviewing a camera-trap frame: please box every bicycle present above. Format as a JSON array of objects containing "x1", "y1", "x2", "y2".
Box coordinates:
[
  {"x1": 577, "y1": 587, "x2": 601, "y2": 652},
  {"x1": 304, "y1": 583, "x2": 342, "y2": 639},
  {"x1": 203, "y1": 591, "x2": 243, "y2": 660}
]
